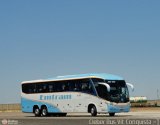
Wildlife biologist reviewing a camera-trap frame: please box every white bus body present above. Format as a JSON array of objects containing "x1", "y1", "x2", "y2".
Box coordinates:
[{"x1": 21, "y1": 73, "x2": 132, "y2": 116}]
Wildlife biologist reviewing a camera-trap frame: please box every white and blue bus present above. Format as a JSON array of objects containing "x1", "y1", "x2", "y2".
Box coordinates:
[{"x1": 21, "y1": 73, "x2": 134, "y2": 116}]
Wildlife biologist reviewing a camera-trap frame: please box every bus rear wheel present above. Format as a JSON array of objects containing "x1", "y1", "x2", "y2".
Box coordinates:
[
  {"x1": 34, "y1": 107, "x2": 41, "y2": 117},
  {"x1": 41, "y1": 107, "x2": 48, "y2": 117},
  {"x1": 109, "y1": 113, "x2": 115, "y2": 116},
  {"x1": 90, "y1": 105, "x2": 97, "y2": 116}
]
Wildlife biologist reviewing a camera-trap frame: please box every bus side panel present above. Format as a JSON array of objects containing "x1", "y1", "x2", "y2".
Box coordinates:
[{"x1": 21, "y1": 97, "x2": 61, "y2": 113}]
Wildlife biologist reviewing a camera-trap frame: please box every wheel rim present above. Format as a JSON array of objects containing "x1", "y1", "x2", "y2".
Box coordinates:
[
  {"x1": 35, "y1": 109, "x2": 39, "y2": 115},
  {"x1": 91, "y1": 107, "x2": 94, "y2": 114},
  {"x1": 42, "y1": 109, "x2": 47, "y2": 116}
]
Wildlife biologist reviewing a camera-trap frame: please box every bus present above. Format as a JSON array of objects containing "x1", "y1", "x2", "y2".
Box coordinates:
[{"x1": 21, "y1": 73, "x2": 134, "y2": 117}]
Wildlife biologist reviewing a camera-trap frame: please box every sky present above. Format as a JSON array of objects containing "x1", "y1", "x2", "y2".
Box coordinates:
[{"x1": 0, "y1": 1, "x2": 160, "y2": 104}]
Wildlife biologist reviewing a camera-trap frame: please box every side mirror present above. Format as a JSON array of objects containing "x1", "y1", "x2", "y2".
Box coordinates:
[
  {"x1": 98, "y1": 82, "x2": 110, "y2": 92},
  {"x1": 126, "y1": 83, "x2": 134, "y2": 92}
]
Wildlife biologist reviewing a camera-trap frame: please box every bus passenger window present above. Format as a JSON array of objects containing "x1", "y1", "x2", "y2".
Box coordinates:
[
  {"x1": 74, "y1": 83, "x2": 79, "y2": 91},
  {"x1": 81, "y1": 83, "x2": 88, "y2": 92},
  {"x1": 81, "y1": 80, "x2": 94, "y2": 95},
  {"x1": 22, "y1": 83, "x2": 36, "y2": 94},
  {"x1": 49, "y1": 84, "x2": 54, "y2": 92},
  {"x1": 62, "y1": 84, "x2": 66, "y2": 91},
  {"x1": 42, "y1": 85, "x2": 48, "y2": 92}
]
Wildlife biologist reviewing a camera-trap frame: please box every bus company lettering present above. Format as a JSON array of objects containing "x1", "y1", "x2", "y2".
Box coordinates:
[{"x1": 40, "y1": 94, "x2": 72, "y2": 100}]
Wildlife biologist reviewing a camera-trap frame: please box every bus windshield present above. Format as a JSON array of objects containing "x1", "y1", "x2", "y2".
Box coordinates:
[{"x1": 92, "y1": 78, "x2": 129, "y2": 103}]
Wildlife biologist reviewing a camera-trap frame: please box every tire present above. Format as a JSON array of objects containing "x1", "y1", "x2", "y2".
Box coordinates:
[
  {"x1": 34, "y1": 107, "x2": 41, "y2": 117},
  {"x1": 90, "y1": 105, "x2": 97, "y2": 116},
  {"x1": 41, "y1": 107, "x2": 48, "y2": 117},
  {"x1": 109, "y1": 113, "x2": 115, "y2": 116}
]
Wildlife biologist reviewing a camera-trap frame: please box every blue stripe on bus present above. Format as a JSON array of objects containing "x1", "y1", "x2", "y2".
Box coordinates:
[
  {"x1": 47, "y1": 73, "x2": 124, "y2": 81},
  {"x1": 21, "y1": 97, "x2": 61, "y2": 113},
  {"x1": 107, "y1": 104, "x2": 130, "y2": 113}
]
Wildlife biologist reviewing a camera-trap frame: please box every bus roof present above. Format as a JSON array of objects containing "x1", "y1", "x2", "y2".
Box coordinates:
[{"x1": 21, "y1": 73, "x2": 124, "y2": 84}]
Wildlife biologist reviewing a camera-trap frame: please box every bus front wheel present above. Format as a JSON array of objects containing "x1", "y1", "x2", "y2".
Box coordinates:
[{"x1": 90, "y1": 105, "x2": 97, "y2": 116}]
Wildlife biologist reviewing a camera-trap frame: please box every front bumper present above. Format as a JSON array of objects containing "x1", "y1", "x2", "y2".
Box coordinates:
[{"x1": 107, "y1": 103, "x2": 130, "y2": 113}]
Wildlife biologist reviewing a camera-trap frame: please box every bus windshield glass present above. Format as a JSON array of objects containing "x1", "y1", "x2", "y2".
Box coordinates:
[{"x1": 92, "y1": 78, "x2": 129, "y2": 103}]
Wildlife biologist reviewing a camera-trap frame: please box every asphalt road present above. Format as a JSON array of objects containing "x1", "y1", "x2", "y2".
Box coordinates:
[{"x1": 0, "y1": 112, "x2": 160, "y2": 125}]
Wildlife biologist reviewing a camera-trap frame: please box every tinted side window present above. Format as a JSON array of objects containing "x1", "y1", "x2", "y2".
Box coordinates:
[
  {"x1": 22, "y1": 83, "x2": 49, "y2": 94},
  {"x1": 80, "y1": 79, "x2": 95, "y2": 95},
  {"x1": 22, "y1": 79, "x2": 96, "y2": 94},
  {"x1": 36, "y1": 83, "x2": 49, "y2": 93},
  {"x1": 67, "y1": 79, "x2": 95, "y2": 95},
  {"x1": 71, "y1": 80, "x2": 82, "y2": 92},
  {"x1": 22, "y1": 83, "x2": 36, "y2": 94},
  {"x1": 47, "y1": 81, "x2": 70, "y2": 92}
]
